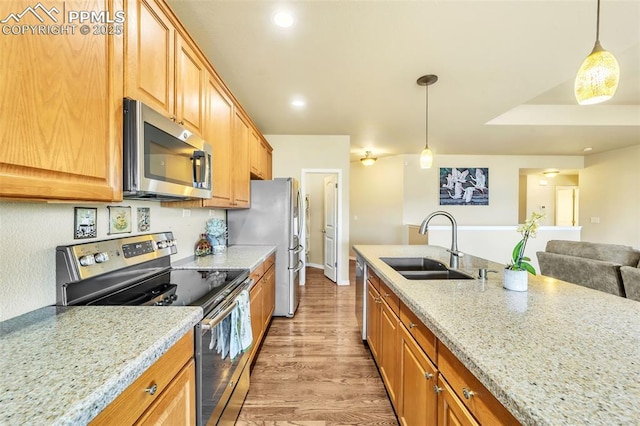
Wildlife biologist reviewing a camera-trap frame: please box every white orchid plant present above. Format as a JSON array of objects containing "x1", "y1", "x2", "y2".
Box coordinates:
[{"x1": 507, "y1": 212, "x2": 545, "y2": 274}]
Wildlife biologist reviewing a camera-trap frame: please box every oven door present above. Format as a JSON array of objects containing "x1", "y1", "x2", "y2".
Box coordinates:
[{"x1": 195, "y1": 284, "x2": 252, "y2": 426}]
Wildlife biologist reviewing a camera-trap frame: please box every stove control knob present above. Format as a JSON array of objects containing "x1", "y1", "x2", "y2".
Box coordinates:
[
  {"x1": 155, "y1": 300, "x2": 164, "y2": 306},
  {"x1": 163, "y1": 296, "x2": 172, "y2": 305},
  {"x1": 94, "y1": 252, "x2": 109, "y2": 263},
  {"x1": 167, "y1": 239, "x2": 176, "y2": 247},
  {"x1": 157, "y1": 241, "x2": 167, "y2": 249},
  {"x1": 79, "y1": 255, "x2": 95, "y2": 267},
  {"x1": 169, "y1": 294, "x2": 178, "y2": 301}
]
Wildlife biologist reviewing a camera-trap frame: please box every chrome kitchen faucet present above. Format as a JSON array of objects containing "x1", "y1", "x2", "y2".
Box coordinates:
[{"x1": 419, "y1": 211, "x2": 463, "y2": 269}]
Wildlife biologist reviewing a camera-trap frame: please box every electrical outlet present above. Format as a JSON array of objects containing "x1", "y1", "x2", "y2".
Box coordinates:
[
  {"x1": 209, "y1": 209, "x2": 216, "y2": 217},
  {"x1": 182, "y1": 209, "x2": 191, "y2": 217},
  {"x1": 590, "y1": 216, "x2": 600, "y2": 224}
]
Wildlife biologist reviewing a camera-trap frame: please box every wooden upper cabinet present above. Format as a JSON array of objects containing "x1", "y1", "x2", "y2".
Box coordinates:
[
  {"x1": 0, "y1": 0, "x2": 123, "y2": 202},
  {"x1": 125, "y1": 0, "x2": 175, "y2": 116},
  {"x1": 233, "y1": 111, "x2": 251, "y2": 207},
  {"x1": 250, "y1": 132, "x2": 273, "y2": 181},
  {"x1": 202, "y1": 73, "x2": 234, "y2": 207},
  {"x1": 250, "y1": 130, "x2": 261, "y2": 177},
  {"x1": 175, "y1": 35, "x2": 205, "y2": 135},
  {"x1": 125, "y1": 0, "x2": 204, "y2": 135}
]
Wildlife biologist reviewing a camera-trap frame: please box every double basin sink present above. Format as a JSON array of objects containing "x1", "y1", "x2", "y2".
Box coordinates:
[{"x1": 380, "y1": 257, "x2": 474, "y2": 280}]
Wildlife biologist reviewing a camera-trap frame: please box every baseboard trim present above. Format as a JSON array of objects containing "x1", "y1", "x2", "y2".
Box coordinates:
[{"x1": 306, "y1": 262, "x2": 324, "y2": 269}]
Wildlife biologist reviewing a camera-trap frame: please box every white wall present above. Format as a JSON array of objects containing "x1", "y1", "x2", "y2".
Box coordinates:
[
  {"x1": 402, "y1": 154, "x2": 584, "y2": 226},
  {"x1": 579, "y1": 144, "x2": 640, "y2": 248},
  {"x1": 349, "y1": 153, "x2": 584, "y2": 250},
  {"x1": 0, "y1": 201, "x2": 225, "y2": 321},
  {"x1": 266, "y1": 135, "x2": 351, "y2": 285}
]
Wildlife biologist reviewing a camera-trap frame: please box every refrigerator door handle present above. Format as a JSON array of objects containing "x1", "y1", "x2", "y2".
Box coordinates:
[
  {"x1": 292, "y1": 244, "x2": 304, "y2": 255},
  {"x1": 289, "y1": 259, "x2": 304, "y2": 273}
]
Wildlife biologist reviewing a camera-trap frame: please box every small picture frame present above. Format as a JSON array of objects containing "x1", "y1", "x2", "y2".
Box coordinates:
[
  {"x1": 137, "y1": 207, "x2": 150, "y2": 232},
  {"x1": 108, "y1": 206, "x2": 132, "y2": 234},
  {"x1": 74, "y1": 207, "x2": 97, "y2": 239}
]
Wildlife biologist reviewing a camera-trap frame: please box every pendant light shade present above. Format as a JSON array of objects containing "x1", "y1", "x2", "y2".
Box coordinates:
[
  {"x1": 417, "y1": 74, "x2": 438, "y2": 169},
  {"x1": 574, "y1": 0, "x2": 620, "y2": 105}
]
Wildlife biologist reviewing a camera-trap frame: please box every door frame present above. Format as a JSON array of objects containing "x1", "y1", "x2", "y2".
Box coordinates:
[{"x1": 300, "y1": 169, "x2": 345, "y2": 286}]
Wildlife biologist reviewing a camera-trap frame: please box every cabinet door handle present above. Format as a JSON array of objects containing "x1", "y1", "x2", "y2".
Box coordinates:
[
  {"x1": 169, "y1": 115, "x2": 176, "y2": 122},
  {"x1": 145, "y1": 383, "x2": 158, "y2": 396},
  {"x1": 433, "y1": 385, "x2": 442, "y2": 394},
  {"x1": 462, "y1": 387, "x2": 475, "y2": 399},
  {"x1": 384, "y1": 292, "x2": 391, "y2": 297},
  {"x1": 409, "y1": 322, "x2": 417, "y2": 329},
  {"x1": 424, "y1": 372, "x2": 434, "y2": 380},
  {"x1": 178, "y1": 120, "x2": 185, "y2": 125}
]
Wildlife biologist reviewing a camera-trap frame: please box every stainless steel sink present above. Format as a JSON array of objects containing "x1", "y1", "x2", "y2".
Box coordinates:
[{"x1": 380, "y1": 257, "x2": 474, "y2": 280}]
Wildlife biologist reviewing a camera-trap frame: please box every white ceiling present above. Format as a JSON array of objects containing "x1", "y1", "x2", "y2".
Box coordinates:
[{"x1": 167, "y1": 0, "x2": 640, "y2": 162}]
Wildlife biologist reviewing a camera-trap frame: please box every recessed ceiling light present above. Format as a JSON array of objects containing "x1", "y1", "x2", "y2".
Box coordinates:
[
  {"x1": 291, "y1": 98, "x2": 306, "y2": 108},
  {"x1": 273, "y1": 11, "x2": 294, "y2": 28},
  {"x1": 583, "y1": 147, "x2": 593, "y2": 152}
]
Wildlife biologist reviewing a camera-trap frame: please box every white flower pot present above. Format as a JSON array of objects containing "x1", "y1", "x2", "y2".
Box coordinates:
[{"x1": 503, "y1": 268, "x2": 528, "y2": 292}]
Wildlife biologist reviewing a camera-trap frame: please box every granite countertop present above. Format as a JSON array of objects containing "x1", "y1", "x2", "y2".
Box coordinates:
[
  {"x1": 172, "y1": 245, "x2": 276, "y2": 272},
  {"x1": 0, "y1": 305, "x2": 202, "y2": 425},
  {"x1": 353, "y1": 245, "x2": 640, "y2": 426}
]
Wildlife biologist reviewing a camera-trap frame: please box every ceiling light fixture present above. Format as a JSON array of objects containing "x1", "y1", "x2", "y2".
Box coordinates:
[
  {"x1": 291, "y1": 98, "x2": 306, "y2": 108},
  {"x1": 360, "y1": 151, "x2": 377, "y2": 166},
  {"x1": 543, "y1": 170, "x2": 560, "y2": 178},
  {"x1": 417, "y1": 74, "x2": 438, "y2": 169},
  {"x1": 574, "y1": 0, "x2": 620, "y2": 105},
  {"x1": 273, "y1": 11, "x2": 294, "y2": 28}
]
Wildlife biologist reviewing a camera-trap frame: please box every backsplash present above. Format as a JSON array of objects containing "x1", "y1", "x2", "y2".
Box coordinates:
[{"x1": 0, "y1": 201, "x2": 225, "y2": 321}]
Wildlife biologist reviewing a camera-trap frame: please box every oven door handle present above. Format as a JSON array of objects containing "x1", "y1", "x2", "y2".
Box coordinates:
[{"x1": 201, "y1": 299, "x2": 238, "y2": 331}]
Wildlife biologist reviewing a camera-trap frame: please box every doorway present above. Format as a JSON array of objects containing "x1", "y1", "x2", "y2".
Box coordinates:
[
  {"x1": 300, "y1": 169, "x2": 343, "y2": 285},
  {"x1": 556, "y1": 186, "x2": 579, "y2": 226}
]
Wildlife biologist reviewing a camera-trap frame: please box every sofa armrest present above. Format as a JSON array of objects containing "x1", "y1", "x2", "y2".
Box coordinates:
[
  {"x1": 536, "y1": 251, "x2": 625, "y2": 297},
  {"x1": 620, "y1": 266, "x2": 640, "y2": 302}
]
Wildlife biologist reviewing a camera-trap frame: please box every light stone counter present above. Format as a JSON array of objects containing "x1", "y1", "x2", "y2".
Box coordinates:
[
  {"x1": 0, "y1": 305, "x2": 202, "y2": 425},
  {"x1": 173, "y1": 245, "x2": 276, "y2": 272},
  {"x1": 353, "y1": 244, "x2": 640, "y2": 426}
]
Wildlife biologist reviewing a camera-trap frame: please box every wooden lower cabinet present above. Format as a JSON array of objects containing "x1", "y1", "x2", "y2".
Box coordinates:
[
  {"x1": 248, "y1": 255, "x2": 276, "y2": 367},
  {"x1": 135, "y1": 359, "x2": 196, "y2": 425},
  {"x1": 437, "y1": 376, "x2": 479, "y2": 426},
  {"x1": 91, "y1": 331, "x2": 195, "y2": 425},
  {"x1": 365, "y1": 264, "x2": 521, "y2": 426},
  {"x1": 366, "y1": 281, "x2": 381, "y2": 361},
  {"x1": 398, "y1": 323, "x2": 437, "y2": 426},
  {"x1": 379, "y1": 298, "x2": 400, "y2": 409}
]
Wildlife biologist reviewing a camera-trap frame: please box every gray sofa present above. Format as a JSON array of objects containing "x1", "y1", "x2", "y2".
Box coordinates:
[{"x1": 537, "y1": 240, "x2": 640, "y2": 299}]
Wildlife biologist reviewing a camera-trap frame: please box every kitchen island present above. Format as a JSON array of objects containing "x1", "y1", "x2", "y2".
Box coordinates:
[
  {"x1": 0, "y1": 305, "x2": 201, "y2": 425},
  {"x1": 354, "y1": 245, "x2": 640, "y2": 425}
]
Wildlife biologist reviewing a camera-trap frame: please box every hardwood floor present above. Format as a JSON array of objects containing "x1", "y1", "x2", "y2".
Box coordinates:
[{"x1": 236, "y1": 264, "x2": 398, "y2": 425}]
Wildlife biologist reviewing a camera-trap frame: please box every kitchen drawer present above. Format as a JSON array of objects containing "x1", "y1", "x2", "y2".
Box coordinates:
[
  {"x1": 399, "y1": 301, "x2": 436, "y2": 363},
  {"x1": 437, "y1": 342, "x2": 519, "y2": 426},
  {"x1": 91, "y1": 330, "x2": 194, "y2": 425},
  {"x1": 367, "y1": 267, "x2": 380, "y2": 291},
  {"x1": 250, "y1": 262, "x2": 266, "y2": 282},
  {"x1": 264, "y1": 254, "x2": 275, "y2": 270},
  {"x1": 378, "y1": 279, "x2": 399, "y2": 315}
]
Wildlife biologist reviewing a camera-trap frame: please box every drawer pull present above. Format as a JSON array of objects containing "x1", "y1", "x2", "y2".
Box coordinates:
[
  {"x1": 424, "y1": 372, "x2": 434, "y2": 380},
  {"x1": 384, "y1": 293, "x2": 391, "y2": 297},
  {"x1": 462, "y1": 387, "x2": 475, "y2": 399},
  {"x1": 145, "y1": 383, "x2": 158, "y2": 396},
  {"x1": 434, "y1": 385, "x2": 442, "y2": 394},
  {"x1": 409, "y1": 322, "x2": 417, "y2": 329}
]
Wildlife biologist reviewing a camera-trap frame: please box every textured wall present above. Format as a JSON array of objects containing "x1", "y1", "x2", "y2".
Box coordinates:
[{"x1": 0, "y1": 201, "x2": 224, "y2": 321}]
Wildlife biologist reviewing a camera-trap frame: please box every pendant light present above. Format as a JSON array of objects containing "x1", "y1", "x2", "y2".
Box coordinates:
[
  {"x1": 360, "y1": 151, "x2": 377, "y2": 166},
  {"x1": 417, "y1": 74, "x2": 438, "y2": 169},
  {"x1": 574, "y1": 0, "x2": 620, "y2": 105}
]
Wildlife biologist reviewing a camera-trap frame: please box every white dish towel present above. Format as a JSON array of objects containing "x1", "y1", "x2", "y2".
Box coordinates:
[{"x1": 230, "y1": 289, "x2": 253, "y2": 360}]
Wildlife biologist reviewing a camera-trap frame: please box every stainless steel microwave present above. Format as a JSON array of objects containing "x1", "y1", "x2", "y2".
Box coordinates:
[{"x1": 123, "y1": 98, "x2": 212, "y2": 200}]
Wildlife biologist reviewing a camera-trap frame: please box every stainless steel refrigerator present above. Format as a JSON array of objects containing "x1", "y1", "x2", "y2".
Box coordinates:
[{"x1": 227, "y1": 178, "x2": 303, "y2": 317}]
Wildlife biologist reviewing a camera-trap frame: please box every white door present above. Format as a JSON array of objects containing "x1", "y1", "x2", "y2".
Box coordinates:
[
  {"x1": 323, "y1": 175, "x2": 338, "y2": 282},
  {"x1": 556, "y1": 186, "x2": 579, "y2": 226}
]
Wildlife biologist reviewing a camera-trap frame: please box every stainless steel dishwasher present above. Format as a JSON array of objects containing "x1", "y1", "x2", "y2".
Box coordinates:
[{"x1": 355, "y1": 254, "x2": 367, "y2": 340}]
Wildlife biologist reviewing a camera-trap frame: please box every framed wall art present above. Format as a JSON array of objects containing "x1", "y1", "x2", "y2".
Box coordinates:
[
  {"x1": 439, "y1": 167, "x2": 489, "y2": 206},
  {"x1": 137, "y1": 207, "x2": 150, "y2": 232},
  {"x1": 108, "y1": 206, "x2": 132, "y2": 234},
  {"x1": 74, "y1": 207, "x2": 97, "y2": 239}
]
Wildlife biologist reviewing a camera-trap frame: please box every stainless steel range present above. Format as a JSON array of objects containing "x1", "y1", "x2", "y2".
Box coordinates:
[{"x1": 55, "y1": 232, "x2": 252, "y2": 426}]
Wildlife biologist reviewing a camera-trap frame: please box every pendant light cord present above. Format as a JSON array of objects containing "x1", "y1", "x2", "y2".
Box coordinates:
[
  {"x1": 424, "y1": 83, "x2": 429, "y2": 150},
  {"x1": 595, "y1": 0, "x2": 600, "y2": 42}
]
